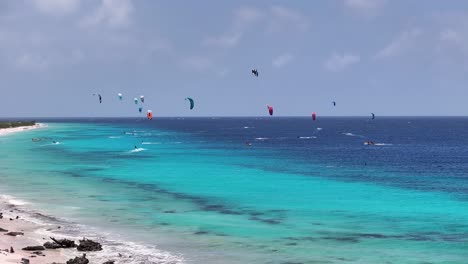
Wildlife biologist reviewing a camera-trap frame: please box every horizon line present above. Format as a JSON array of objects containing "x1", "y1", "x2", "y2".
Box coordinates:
[{"x1": 1, "y1": 115, "x2": 468, "y2": 119}]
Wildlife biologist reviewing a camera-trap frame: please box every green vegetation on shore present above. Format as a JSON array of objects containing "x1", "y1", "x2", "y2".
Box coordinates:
[{"x1": 0, "y1": 121, "x2": 36, "y2": 129}]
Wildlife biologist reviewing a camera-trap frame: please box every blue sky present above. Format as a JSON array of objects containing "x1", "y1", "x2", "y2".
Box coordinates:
[{"x1": 1, "y1": 0, "x2": 468, "y2": 117}]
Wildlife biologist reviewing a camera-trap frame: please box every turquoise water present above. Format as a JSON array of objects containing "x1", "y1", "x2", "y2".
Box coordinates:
[{"x1": 0, "y1": 118, "x2": 467, "y2": 263}]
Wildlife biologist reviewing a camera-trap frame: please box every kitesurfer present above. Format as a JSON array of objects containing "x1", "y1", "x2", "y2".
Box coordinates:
[
  {"x1": 252, "y1": 69, "x2": 258, "y2": 77},
  {"x1": 267, "y1": 105, "x2": 273, "y2": 116},
  {"x1": 185, "y1": 97, "x2": 194, "y2": 110}
]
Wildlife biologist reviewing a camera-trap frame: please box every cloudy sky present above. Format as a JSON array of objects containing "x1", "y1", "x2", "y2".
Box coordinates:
[{"x1": 1, "y1": 0, "x2": 468, "y2": 117}]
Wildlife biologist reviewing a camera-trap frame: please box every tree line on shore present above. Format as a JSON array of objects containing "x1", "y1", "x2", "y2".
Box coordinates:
[{"x1": 0, "y1": 121, "x2": 36, "y2": 129}]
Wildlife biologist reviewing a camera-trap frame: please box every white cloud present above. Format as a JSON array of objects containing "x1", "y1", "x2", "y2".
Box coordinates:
[
  {"x1": 375, "y1": 28, "x2": 422, "y2": 59},
  {"x1": 344, "y1": 0, "x2": 386, "y2": 17},
  {"x1": 324, "y1": 52, "x2": 360, "y2": 71},
  {"x1": 181, "y1": 56, "x2": 213, "y2": 72},
  {"x1": 203, "y1": 32, "x2": 243, "y2": 48},
  {"x1": 440, "y1": 29, "x2": 461, "y2": 43},
  {"x1": 33, "y1": 0, "x2": 79, "y2": 16},
  {"x1": 203, "y1": 6, "x2": 308, "y2": 48},
  {"x1": 437, "y1": 28, "x2": 468, "y2": 59},
  {"x1": 268, "y1": 6, "x2": 309, "y2": 32},
  {"x1": 432, "y1": 13, "x2": 468, "y2": 59},
  {"x1": 203, "y1": 7, "x2": 262, "y2": 48},
  {"x1": 272, "y1": 53, "x2": 294, "y2": 68},
  {"x1": 80, "y1": 0, "x2": 134, "y2": 28},
  {"x1": 14, "y1": 53, "x2": 49, "y2": 71},
  {"x1": 233, "y1": 7, "x2": 264, "y2": 30}
]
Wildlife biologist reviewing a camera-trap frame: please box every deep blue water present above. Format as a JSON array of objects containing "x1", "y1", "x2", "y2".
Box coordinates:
[{"x1": 0, "y1": 117, "x2": 467, "y2": 263}]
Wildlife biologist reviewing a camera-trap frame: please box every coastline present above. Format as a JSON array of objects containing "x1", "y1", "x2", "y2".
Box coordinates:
[
  {"x1": 0, "y1": 123, "x2": 185, "y2": 264},
  {"x1": 0, "y1": 123, "x2": 47, "y2": 137},
  {"x1": 0, "y1": 195, "x2": 184, "y2": 264},
  {"x1": 0, "y1": 205, "x2": 71, "y2": 264}
]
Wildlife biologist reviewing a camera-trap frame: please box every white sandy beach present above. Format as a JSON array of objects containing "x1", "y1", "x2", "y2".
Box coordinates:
[
  {"x1": 0, "y1": 210, "x2": 69, "y2": 264},
  {"x1": 0, "y1": 123, "x2": 46, "y2": 137},
  {"x1": 0, "y1": 123, "x2": 122, "y2": 263},
  {"x1": 0, "y1": 123, "x2": 70, "y2": 263},
  {"x1": 0, "y1": 198, "x2": 124, "y2": 264}
]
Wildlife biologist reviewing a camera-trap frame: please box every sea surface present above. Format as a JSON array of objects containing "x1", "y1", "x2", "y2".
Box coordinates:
[{"x1": 0, "y1": 117, "x2": 467, "y2": 264}]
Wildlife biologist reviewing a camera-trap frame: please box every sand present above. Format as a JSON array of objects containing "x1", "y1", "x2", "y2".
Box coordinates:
[
  {"x1": 0, "y1": 123, "x2": 46, "y2": 137},
  {"x1": 0, "y1": 210, "x2": 69, "y2": 264}
]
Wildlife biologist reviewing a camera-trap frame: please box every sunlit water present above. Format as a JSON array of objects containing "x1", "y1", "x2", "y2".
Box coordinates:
[{"x1": 0, "y1": 117, "x2": 467, "y2": 263}]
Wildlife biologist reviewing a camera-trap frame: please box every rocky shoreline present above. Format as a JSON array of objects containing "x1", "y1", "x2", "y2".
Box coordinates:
[
  {"x1": 0, "y1": 209, "x2": 117, "y2": 264},
  {"x1": 0, "y1": 196, "x2": 185, "y2": 264}
]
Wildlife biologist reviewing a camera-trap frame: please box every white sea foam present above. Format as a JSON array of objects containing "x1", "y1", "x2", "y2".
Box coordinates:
[
  {"x1": 108, "y1": 136, "x2": 122, "y2": 139},
  {"x1": 342, "y1": 132, "x2": 364, "y2": 138},
  {"x1": 130, "y1": 148, "x2": 146, "y2": 153},
  {"x1": 0, "y1": 195, "x2": 30, "y2": 206},
  {"x1": 255, "y1": 137, "x2": 268, "y2": 140},
  {"x1": 298, "y1": 136, "x2": 317, "y2": 139},
  {"x1": 141, "y1": 142, "x2": 161, "y2": 145},
  {"x1": 40, "y1": 142, "x2": 62, "y2": 146},
  {"x1": 0, "y1": 195, "x2": 186, "y2": 263}
]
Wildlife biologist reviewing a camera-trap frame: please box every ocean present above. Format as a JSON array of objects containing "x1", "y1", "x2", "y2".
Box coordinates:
[{"x1": 0, "y1": 117, "x2": 467, "y2": 263}]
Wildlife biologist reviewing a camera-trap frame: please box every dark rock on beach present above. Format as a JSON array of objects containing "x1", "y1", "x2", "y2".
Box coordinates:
[
  {"x1": 77, "y1": 238, "x2": 102, "y2": 251},
  {"x1": 102, "y1": 261, "x2": 115, "y2": 264},
  {"x1": 22, "y1": 246, "x2": 45, "y2": 251},
  {"x1": 0, "y1": 228, "x2": 8, "y2": 232},
  {"x1": 67, "y1": 254, "x2": 89, "y2": 264},
  {"x1": 10, "y1": 246, "x2": 14, "y2": 253},
  {"x1": 48, "y1": 237, "x2": 77, "y2": 248},
  {"x1": 44, "y1": 241, "x2": 62, "y2": 249},
  {"x1": 20, "y1": 258, "x2": 30, "y2": 264},
  {"x1": 5, "y1": 231, "x2": 24, "y2": 236}
]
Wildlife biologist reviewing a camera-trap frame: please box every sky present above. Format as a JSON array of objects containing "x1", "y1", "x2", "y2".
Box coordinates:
[{"x1": 1, "y1": 0, "x2": 468, "y2": 117}]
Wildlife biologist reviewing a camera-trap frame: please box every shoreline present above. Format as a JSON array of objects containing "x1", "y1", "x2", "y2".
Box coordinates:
[
  {"x1": 0, "y1": 207, "x2": 71, "y2": 264},
  {"x1": 0, "y1": 122, "x2": 186, "y2": 264},
  {"x1": 0, "y1": 123, "x2": 47, "y2": 137},
  {"x1": 0, "y1": 195, "x2": 185, "y2": 264}
]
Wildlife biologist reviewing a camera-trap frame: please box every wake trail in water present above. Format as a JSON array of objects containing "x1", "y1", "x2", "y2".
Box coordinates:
[
  {"x1": 298, "y1": 136, "x2": 317, "y2": 139},
  {"x1": 342, "y1": 132, "x2": 365, "y2": 138},
  {"x1": 130, "y1": 148, "x2": 147, "y2": 153}
]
